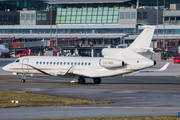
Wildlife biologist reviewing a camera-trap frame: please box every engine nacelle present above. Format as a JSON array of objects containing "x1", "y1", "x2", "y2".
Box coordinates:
[{"x1": 99, "y1": 58, "x2": 124, "y2": 68}]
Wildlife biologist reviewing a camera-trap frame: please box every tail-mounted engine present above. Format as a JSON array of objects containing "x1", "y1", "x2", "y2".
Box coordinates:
[{"x1": 99, "y1": 58, "x2": 124, "y2": 68}]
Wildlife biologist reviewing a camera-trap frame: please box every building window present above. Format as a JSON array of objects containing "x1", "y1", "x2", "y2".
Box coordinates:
[
  {"x1": 137, "y1": 12, "x2": 142, "y2": 19},
  {"x1": 143, "y1": 12, "x2": 147, "y2": 19},
  {"x1": 120, "y1": 12, "x2": 124, "y2": 19},
  {"x1": 31, "y1": 13, "x2": 35, "y2": 20},
  {"x1": 42, "y1": 13, "x2": 46, "y2": 20},
  {"x1": 131, "y1": 12, "x2": 136, "y2": 19},
  {"x1": 21, "y1": 13, "x2": 25, "y2": 20},
  {"x1": 37, "y1": 13, "x2": 41, "y2": 20},
  {"x1": 165, "y1": 17, "x2": 169, "y2": 22},
  {"x1": 177, "y1": 16, "x2": 180, "y2": 22},
  {"x1": 125, "y1": 12, "x2": 130, "y2": 19},
  {"x1": 170, "y1": 17, "x2": 175, "y2": 22},
  {"x1": 26, "y1": 13, "x2": 30, "y2": 20}
]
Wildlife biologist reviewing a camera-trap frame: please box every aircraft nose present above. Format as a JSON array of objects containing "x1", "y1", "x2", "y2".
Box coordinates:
[
  {"x1": 6, "y1": 48, "x2": 9, "y2": 53},
  {"x1": 2, "y1": 65, "x2": 9, "y2": 71}
]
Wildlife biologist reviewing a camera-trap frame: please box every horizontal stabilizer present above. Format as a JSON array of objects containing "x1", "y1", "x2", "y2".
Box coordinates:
[{"x1": 134, "y1": 63, "x2": 169, "y2": 73}]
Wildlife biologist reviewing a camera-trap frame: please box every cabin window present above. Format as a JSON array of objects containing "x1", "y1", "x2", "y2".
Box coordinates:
[
  {"x1": 36, "y1": 61, "x2": 38, "y2": 64},
  {"x1": 78, "y1": 62, "x2": 80, "y2": 65},
  {"x1": 88, "y1": 63, "x2": 91, "y2": 65},
  {"x1": 74, "y1": 62, "x2": 77, "y2": 65},
  {"x1": 40, "y1": 62, "x2": 42, "y2": 64},
  {"x1": 43, "y1": 62, "x2": 45, "y2": 65},
  {"x1": 50, "y1": 62, "x2": 52, "y2": 65},
  {"x1": 57, "y1": 62, "x2": 59, "y2": 65},
  {"x1": 71, "y1": 62, "x2": 73, "y2": 65},
  {"x1": 47, "y1": 62, "x2": 49, "y2": 65},
  {"x1": 81, "y1": 63, "x2": 83, "y2": 65},
  {"x1": 53, "y1": 62, "x2": 56, "y2": 65},
  {"x1": 60, "y1": 62, "x2": 62, "y2": 65},
  {"x1": 67, "y1": 62, "x2": 70, "y2": 65},
  {"x1": 64, "y1": 62, "x2": 66, "y2": 65},
  {"x1": 85, "y1": 63, "x2": 87, "y2": 65}
]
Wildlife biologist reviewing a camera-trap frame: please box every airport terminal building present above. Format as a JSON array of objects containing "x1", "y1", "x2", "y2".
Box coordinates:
[{"x1": 0, "y1": 0, "x2": 180, "y2": 57}]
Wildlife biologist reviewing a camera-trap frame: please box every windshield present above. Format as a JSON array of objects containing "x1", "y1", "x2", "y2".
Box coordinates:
[{"x1": 14, "y1": 59, "x2": 20, "y2": 63}]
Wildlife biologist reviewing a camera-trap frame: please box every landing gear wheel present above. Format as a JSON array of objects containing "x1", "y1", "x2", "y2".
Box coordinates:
[
  {"x1": 21, "y1": 79, "x2": 25, "y2": 83},
  {"x1": 93, "y1": 78, "x2": 101, "y2": 84},
  {"x1": 78, "y1": 77, "x2": 86, "y2": 84}
]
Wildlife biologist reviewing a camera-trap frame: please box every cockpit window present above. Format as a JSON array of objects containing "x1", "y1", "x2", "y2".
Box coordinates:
[{"x1": 14, "y1": 59, "x2": 20, "y2": 63}]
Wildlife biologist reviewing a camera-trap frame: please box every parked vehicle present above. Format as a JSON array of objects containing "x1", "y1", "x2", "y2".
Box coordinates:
[
  {"x1": 0, "y1": 53, "x2": 10, "y2": 58},
  {"x1": 173, "y1": 57, "x2": 180, "y2": 64},
  {"x1": 17, "y1": 50, "x2": 36, "y2": 57}
]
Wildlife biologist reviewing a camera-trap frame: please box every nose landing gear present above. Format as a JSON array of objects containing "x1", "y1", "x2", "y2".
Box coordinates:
[{"x1": 21, "y1": 74, "x2": 26, "y2": 83}]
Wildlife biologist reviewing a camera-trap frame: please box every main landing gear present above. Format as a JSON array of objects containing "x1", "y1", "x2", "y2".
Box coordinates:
[
  {"x1": 78, "y1": 76, "x2": 86, "y2": 84},
  {"x1": 93, "y1": 78, "x2": 101, "y2": 84},
  {"x1": 21, "y1": 74, "x2": 26, "y2": 83},
  {"x1": 71, "y1": 76, "x2": 102, "y2": 84}
]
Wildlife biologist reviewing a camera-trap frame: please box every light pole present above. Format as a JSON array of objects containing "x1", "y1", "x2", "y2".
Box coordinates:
[{"x1": 156, "y1": 0, "x2": 158, "y2": 42}]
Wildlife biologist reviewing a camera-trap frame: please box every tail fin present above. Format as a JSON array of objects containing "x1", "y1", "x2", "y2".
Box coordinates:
[{"x1": 129, "y1": 26, "x2": 155, "y2": 49}]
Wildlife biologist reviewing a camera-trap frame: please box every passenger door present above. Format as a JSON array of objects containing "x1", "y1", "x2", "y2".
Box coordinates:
[{"x1": 22, "y1": 58, "x2": 29, "y2": 73}]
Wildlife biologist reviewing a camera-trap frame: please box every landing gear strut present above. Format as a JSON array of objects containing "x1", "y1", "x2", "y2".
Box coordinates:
[
  {"x1": 21, "y1": 79, "x2": 25, "y2": 83},
  {"x1": 21, "y1": 74, "x2": 26, "y2": 83},
  {"x1": 93, "y1": 78, "x2": 101, "y2": 84},
  {"x1": 78, "y1": 76, "x2": 86, "y2": 84}
]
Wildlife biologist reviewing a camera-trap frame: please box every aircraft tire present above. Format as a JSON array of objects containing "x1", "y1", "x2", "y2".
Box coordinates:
[
  {"x1": 78, "y1": 77, "x2": 85, "y2": 84},
  {"x1": 93, "y1": 78, "x2": 101, "y2": 84},
  {"x1": 21, "y1": 79, "x2": 25, "y2": 83}
]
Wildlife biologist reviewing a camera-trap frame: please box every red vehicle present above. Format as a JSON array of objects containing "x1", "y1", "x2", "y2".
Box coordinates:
[
  {"x1": 0, "y1": 53, "x2": 10, "y2": 58},
  {"x1": 17, "y1": 50, "x2": 36, "y2": 57},
  {"x1": 173, "y1": 57, "x2": 180, "y2": 64}
]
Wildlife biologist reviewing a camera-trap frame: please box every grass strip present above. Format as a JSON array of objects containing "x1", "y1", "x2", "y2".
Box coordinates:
[
  {"x1": 26, "y1": 116, "x2": 180, "y2": 120},
  {"x1": 0, "y1": 90, "x2": 114, "y2": 108}
]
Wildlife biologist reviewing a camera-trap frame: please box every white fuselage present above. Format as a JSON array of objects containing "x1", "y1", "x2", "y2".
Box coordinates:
[{"x1": 2, "y1": 54, "x2": 154, "y2": 78}]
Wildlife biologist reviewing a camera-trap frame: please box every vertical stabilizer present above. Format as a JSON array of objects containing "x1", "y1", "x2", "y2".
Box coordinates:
[{"x1": 129, "y1": 26, "x2": 155, "y2": 49}]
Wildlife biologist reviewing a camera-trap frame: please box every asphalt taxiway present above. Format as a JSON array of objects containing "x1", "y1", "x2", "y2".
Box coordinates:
[{"x1": 0, "y1": 58, "x2": 180, "y2": 119}]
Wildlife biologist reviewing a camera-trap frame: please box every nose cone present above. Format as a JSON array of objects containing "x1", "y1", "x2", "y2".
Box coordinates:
[
  {"x1": 6, "y1": 48, "x2": 9, "y2": 53},
  {"x1": 2, "y1": 65, "x2": 9, "y2": 71}
]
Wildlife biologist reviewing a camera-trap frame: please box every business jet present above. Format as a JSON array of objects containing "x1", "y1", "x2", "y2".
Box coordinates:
[
  {"x1": 2, "y1": 26, "x2": 169, "y2": 84},
  {"x1": 0, "y1": 44, "x2": 9, "y2": 56}
]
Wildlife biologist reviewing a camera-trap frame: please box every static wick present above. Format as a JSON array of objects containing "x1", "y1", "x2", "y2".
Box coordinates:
[{"x1": 11, "y1": 100, "x2": 18, "y2": 105}]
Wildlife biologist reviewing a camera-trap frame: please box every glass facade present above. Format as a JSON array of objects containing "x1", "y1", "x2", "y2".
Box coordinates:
[{"x1": 56, "y1": 3, "x2": 131, "y2": 24}]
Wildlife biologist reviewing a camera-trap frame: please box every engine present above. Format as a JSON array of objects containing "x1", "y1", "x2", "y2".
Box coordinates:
[{"x1": 99, "y1": 58, "x2": 124, "y2": 68}]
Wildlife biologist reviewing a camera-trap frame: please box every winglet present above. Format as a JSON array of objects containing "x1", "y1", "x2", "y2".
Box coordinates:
[{"x1": 134, "y1": 62, "x2": 170, "y2": 73}]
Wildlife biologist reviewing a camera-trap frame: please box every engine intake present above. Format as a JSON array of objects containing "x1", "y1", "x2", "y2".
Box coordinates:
[{"x1": 99, "y1": 58, "x2": 124, "y2": 68}]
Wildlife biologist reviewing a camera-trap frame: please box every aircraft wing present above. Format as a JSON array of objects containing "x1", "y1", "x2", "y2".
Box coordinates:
[
  {"x1": 56, "y1": 65, "x2": 76, "y2": 76},
  {"x1": 134, "y1": 63, "x2": 170, "y2": 73}
]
